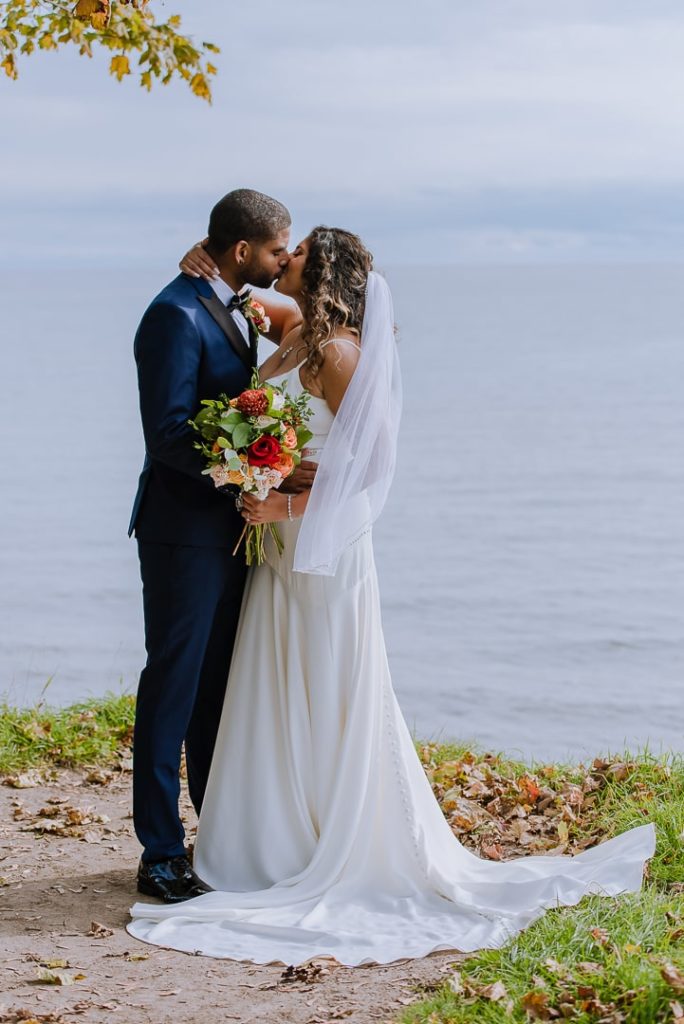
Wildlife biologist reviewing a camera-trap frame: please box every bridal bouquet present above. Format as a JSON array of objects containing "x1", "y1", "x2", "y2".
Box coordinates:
[{"x1": 189, "y1": 370, "x2": 313, "y2": 565}]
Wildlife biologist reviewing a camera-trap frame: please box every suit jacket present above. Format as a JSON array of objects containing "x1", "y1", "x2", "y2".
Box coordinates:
[{"x1": 128, "y1": 274, "x2": 255, "y2": 547}]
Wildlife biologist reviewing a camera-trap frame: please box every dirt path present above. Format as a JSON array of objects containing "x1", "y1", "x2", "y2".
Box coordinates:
[{"x1": 0, "y1": 768, "x2": 462, "y2": 1024}]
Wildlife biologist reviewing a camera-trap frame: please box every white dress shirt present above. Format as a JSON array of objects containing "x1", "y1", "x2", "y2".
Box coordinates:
[{"x1": 209, "y1": 277, "x2": 250, "y2": 343}]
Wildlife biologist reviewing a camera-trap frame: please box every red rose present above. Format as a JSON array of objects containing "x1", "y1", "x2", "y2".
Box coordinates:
[{"x1": 247, "y1": 435, "x2": 282, "y2": 467}]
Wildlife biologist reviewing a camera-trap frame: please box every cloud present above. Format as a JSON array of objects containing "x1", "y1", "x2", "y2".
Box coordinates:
[{"x1": 3, "y1": 0, "x2": 684, "y2": 263}]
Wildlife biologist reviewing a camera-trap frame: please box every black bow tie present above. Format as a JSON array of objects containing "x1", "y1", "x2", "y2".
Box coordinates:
[{"x1": 226, "y1": 290, "x2": 252, "y2": 312}]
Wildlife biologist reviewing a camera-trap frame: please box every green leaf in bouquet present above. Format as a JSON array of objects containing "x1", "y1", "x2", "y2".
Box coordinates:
[
  {"x1": 216, "y1": 437, "x2": 232, "y2": 449},
  {"x1": 219, "y1": 411, "x2": 242, "y2": 427},
  {"x1": 296, "y1": 427, "x2": 314, "y2": 448},
  {"x1": 232, "y1": 422, "x2": 254, "y2": 450},
  {"x1": 224, "y1": 451, "x2": 242, "y2": 471}
]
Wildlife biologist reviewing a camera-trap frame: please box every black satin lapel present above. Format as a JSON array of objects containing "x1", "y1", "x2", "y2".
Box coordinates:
[{"x1": 198, "y1": 294, "x2": 253, "y2": 372}]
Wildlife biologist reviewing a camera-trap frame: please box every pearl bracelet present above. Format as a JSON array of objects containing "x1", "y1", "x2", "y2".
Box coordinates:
[{"x1": 287, "y1": 494, "x2": 294, "y2": 521}]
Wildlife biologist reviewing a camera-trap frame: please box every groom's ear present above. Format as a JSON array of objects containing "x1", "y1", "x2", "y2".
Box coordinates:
[{"x1": 234, "y1": 240, "x2": 250, "y2": 267}]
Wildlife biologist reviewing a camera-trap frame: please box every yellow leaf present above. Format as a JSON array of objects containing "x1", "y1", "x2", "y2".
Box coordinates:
[
  {"x1": 36, "y1": 968, "x2": 85, "y2": 985},
  {"x1": 38, "y1": 34, "x2": 56, "y2": 50},
  {"x1": 168, "y1": 14, "x2": 181, "y2": 26},
  {"x1": 206, "y1": 62, "x2": 217, "y2": 75},
  {"x1": 190, "y1": 72, "x2": 211, "y2": 101},
  {"x1": 109, "y1": 54, "x2": 130, "y2": 81},
  {"x1": 73, "y1": 0, "x2": 110, "y2": 25},
  {"x1": 141, "y1": 70, "x2": 152, "y2": 91},
  {"x1": 1, "y1": 54, "x2": 17, "y2": 79}
]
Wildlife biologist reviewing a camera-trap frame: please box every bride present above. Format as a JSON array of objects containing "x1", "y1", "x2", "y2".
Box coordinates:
[{"x1": 128, "y1": 227, "x2": 655, "y2": 966}]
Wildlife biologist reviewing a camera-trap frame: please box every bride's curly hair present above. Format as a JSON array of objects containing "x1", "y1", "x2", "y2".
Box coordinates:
[{"x1": 299, "y1": 226, "x2": 374, "y2": 378}]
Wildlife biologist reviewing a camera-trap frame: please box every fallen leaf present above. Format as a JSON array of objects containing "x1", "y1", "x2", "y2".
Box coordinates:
[
  {"x1": 481, "y1": 980, "x2": 508, "y2": 1001},
  {"x1": 87, "y1": 921, "x2": 113, "y2": 938},
  {"x1": 447, "y1": 970, "x2": 464, "y2": 994},
  {"x1": 280, "y1": 962, "x2": 329, "y2": 985},
  {"x1": 37, "y1": 807, "x2": 61, "y2": 819},
  {"x1": 519, "y1": 775, "x2": 541, "y2": 802},
  {"x1": 521, "y1": 990, "x2": 557, "y2": 1020},
  {"x1": 543, "y1": 958, "x2": 568, "y2": 976},
  {"x1": 662, "y1": 963, "x2": 684, "y2": 994},
  {"x1": 481, "y1": 842, "x2": 504, "y2": 861},
  {"x1": 3, "y1": 771, "x2": 42, "y2": 788},
  {"x1": 556, "y1": 821, "x2": 569, "y2": 843},
  {"x1": 35, "y1": 967, "x2": 86, "y2": 985},
  {"x1": 576, "y1": 961, "x2": 604, "y2": 974}
]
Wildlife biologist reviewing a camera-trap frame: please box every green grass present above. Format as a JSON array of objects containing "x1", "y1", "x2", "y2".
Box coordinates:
[
  {"x1": 402, "y1": 747, "x2": 684, "y2": 1024},
  {"x1": 0, "y1": 692, "x2": 135, "y2": 773}
]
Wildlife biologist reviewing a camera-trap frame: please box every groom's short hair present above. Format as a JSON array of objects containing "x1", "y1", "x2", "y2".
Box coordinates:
[{"x1": 208, "y1": 189, "x2": 291, "y2": 254}]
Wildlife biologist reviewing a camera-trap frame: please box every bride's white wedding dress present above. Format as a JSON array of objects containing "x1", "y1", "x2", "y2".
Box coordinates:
[{"x1": 128, "y1": 355, "x2": 655, "y2": 966}]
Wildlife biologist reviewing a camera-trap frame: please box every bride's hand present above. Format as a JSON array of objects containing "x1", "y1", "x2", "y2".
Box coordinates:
[
  {"x1": 241, "y1": 491, "x2": 289, "y2": 524},
  {"x1": 179, "y1": 237, "x2": 220, "y2": 280},
  {"x1": 278, "y1": 460, "x2": 317, "y2": 494}
]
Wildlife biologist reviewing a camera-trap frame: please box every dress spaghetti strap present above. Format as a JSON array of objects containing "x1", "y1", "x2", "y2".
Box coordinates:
[{"x1": 319, "y1": 336, "x2": 360, "y2": 351}]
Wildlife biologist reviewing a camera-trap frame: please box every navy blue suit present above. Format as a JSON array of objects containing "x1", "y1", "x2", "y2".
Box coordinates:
[{"x1": 129, "y1": 274, "x2": 254, "y2": 863}]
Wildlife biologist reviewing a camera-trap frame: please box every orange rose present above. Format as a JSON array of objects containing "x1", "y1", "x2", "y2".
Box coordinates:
[
  {"x1": 273, "y1": 452, "x2": 295, "y2": 477},
  {"x1": 212, "y1": 441, "x2": 222, "y2": 454}
]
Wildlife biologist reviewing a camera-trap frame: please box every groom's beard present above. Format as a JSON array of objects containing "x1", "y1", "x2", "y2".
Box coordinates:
[{"x1": 241, "y1": 264, "x2": 282, "y2": 290}]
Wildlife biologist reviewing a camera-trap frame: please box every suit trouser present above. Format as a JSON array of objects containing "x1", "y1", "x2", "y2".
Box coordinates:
[{"x1": 134, "y1": 541, "x2": 247, "y2": 863}]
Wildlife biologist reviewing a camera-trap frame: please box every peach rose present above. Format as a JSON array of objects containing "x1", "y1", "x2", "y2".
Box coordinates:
[{"x1": 282, "y1": 426, "x2": 297, "y2": 449}]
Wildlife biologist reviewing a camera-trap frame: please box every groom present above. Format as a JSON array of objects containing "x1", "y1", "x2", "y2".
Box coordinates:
[{"x1": 129, "y1": 189, "x2": 291, "y2": 902}]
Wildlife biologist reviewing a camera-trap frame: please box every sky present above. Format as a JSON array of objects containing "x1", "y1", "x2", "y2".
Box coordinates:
[{"x1": 3, "y1": 0, "x2": 684, "y2": 266}]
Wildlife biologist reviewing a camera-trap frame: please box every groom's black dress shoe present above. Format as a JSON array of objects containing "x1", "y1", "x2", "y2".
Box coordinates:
[{"x1": 137, "y1": 855, "x2": 213, "y2": 903}]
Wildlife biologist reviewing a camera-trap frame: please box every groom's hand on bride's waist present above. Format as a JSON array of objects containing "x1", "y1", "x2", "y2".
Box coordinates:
[{"x1": 280, "y1": 460, "x2": 317, "y2": 494}]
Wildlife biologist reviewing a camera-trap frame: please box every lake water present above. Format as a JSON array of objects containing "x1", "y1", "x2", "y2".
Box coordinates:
[{"x1": 1, "y1": 264, "x2": 682, "y2": 761}]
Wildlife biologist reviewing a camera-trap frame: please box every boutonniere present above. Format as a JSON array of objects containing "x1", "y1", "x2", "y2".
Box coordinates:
[{"x1": 243, "y1": 298, "x2": 271, "y2": 335}]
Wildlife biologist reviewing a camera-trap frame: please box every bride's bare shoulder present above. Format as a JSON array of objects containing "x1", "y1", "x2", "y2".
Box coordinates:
[{"x1": 320, "y1": 332, "x2": 361, "y2": 367}]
